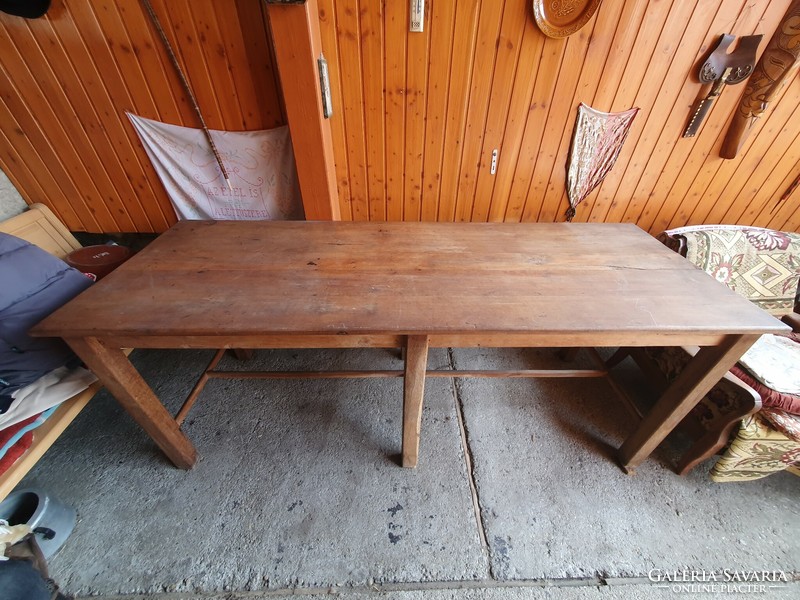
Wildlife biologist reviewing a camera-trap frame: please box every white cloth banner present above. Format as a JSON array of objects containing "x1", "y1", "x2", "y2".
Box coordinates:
[{"x1": 128, "y1": 113, "x2": 303, "y2": 221}]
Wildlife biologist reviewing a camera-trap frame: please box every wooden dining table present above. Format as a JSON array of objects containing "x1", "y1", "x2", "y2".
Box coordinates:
[{"x1": 31, "y1": 220, "x2": 788, "y2": 472}]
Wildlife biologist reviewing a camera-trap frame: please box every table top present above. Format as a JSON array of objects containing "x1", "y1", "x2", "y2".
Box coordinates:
[{"x1": 32, "y1": 220, "x2": 787, "y2": 341}]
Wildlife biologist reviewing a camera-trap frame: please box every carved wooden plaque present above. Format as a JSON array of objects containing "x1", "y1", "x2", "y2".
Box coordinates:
[
  {"x1": 533, "y1": 0, "x2": 603, "y2": 38},
  {"x1": 720, "y1": 0, "x2": 800, "y2": 158}
]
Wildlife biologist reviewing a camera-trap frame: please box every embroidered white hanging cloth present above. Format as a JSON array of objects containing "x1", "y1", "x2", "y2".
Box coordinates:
[{"x1": 128, "y1": 113, "x2": 303, "y2": 221}]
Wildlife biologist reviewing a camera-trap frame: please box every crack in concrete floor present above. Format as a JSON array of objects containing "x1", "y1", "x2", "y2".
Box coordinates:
[{"x1": 76, "y1": 575, "x2": 800, "y2": 600}]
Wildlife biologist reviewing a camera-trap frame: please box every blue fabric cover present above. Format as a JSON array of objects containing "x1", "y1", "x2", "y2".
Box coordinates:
[{"x1": 0, "y1": 233, "x2": 92, "y2": 397}]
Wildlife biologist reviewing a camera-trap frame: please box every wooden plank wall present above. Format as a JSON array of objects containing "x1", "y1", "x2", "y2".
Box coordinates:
[
  {"x1": 1, "y1": 1, "x2": 798, "y2": 234},
  {"x1": 0, "y1": 0, "x2": 284, "y2": 233},
  {"x1": 319, "y1": 0, "x2": 800, "y2": 233}
]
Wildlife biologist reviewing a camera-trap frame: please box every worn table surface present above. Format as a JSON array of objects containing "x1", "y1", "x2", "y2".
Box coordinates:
[
  {"x1": 34, "y1": 220, "x2": 783, "y2": 343},
  {"x1": 31, "y1": 221, "x2": 788, "y2": 472}
]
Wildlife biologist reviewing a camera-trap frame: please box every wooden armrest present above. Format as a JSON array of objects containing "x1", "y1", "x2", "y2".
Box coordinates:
[
  {"x1": 657, "y1": 231, "x2": 688, "y2": 256},
  {"x1": 682, "y1": 343, "x2": 763, "y2": 406},
  {"x1": 781, "y1": 312, "x2": 800, "y2": 333}
]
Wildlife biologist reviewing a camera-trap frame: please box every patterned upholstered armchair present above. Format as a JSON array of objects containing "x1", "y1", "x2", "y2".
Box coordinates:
[{"x1": 624, "y1": 225, "x2": 800, "y2": 481}]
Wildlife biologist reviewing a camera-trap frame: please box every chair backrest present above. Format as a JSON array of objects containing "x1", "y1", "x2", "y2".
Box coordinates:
[
  {"x1": 0, "y1": 203, "x2": 81, "y2": 259},
  {"x1": 660, "y1": 224, "x2": 800, "y2": 316}
]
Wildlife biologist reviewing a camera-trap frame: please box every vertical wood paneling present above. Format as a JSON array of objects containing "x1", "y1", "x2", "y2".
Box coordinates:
[
  {"x1": 0, "y1": 0, "x2": 285, "y2": 233},
  {"x1": 162, "y1": 3, "x2": 226, "y2": 128},
  {"x1": 573, "y1": 0, "x2": 657, "y2": 223},
  {"x1": 522, "y1": 17, "x2": 597, "y2": 223},
  {"x1": 321, "y1": 0, "x2": 800, "y2": 233},
  {"x1": 419, "y1": 0, "x2": 457, "y2": 222},
  {"x1": 759, "y1": 111, "x2": 800, "y2": 228},
  {"x1": 767, "y1": 153, "x2": 800, "y2": 230},
  {"x1": 0, "y1": 106, "x2": 83, "y2": 228},
  {"x1": 318, "y1": 0, "x2": 352, "y2": 219},
  {"x1": 3, "y1": 1, "x2": 799, "y2": 234},
  {"x1": 536, "y1": 3, "x2": 617, "y2": 223},
  {"x1": 452, "y1": 0, "x2": 504, "y2": 222},
  {"x1": 485, "y1": 14, "x2": 543, "y2": 222},
  {"x1": 383, "y1": 0, "x2": 407, "y2": 221},
  {"x1": 360, "y1": 1, "x2": 386, "y2": 221},
  {"x1": 604, "y1": 0, "x2": 717, "y2": 224},
  {"x1": 0, "y1": 21, "x2": 119, "y2": 231},
  {"x1": 503, "y1": 36, "x2": 566, "y2": 222},
  {"x1": 235, "y1": 0, "x2": 285, "y2": 129},
  {"x1": 53, "y1": 2, "x2": 166, "y2": 230},
  {"x1": 471, "y1": 0, "x2": 529, "y2": 223},
  {"x1": 436, "y1": 1, "x2": 481, "y2": 222},
  {"x1": 642, "y1": 2, "x2": 775, "y2": 233},
  {"x1": 606, "y1": 0, "x2": 745, "y2": 229},
  {"x1": 694, "y1": 81, "x2": 800, "y2": 225},
  {"x1": 402, "y1": 2, "x2": 431, "y2": 221},
  {"x1": 334, "y1": 0, "x2": 369, "y2": 220},
  {"x1": 72, "y1": 2, "x2": 174, "y2": 228}
]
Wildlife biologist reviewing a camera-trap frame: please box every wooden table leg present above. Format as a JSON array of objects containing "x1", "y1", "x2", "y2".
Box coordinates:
[
  {"x1": 66, "y1": 337, "x2": 198, "y2": 469},
  {"x1": 402, "y1": 335, "x2": 429, "y2": 468},
  {"x1": 617, "y1": 334, "x2": 759, "y2": 473},
  {"x1": 231, "y1": 349, "x2": 253, "y2": 361}
]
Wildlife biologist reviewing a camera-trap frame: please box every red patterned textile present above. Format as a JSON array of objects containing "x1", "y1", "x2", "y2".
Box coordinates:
[
  {"x1": 0, "y1": 414, "x2": 39, "y2": 476},
  {"x1": 730, "y1": 364, "x2": 800, "y2": 416}
]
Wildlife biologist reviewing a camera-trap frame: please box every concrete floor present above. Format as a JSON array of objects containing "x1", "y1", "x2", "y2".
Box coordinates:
[{"x1": 16, "y1": 347, "x2": 800, "y2": 599}]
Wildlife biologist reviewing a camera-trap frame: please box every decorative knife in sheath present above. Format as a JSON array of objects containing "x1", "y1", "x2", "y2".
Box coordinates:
[{"x1": 682, "y1": 34, "x2": 762, "y2": 138}]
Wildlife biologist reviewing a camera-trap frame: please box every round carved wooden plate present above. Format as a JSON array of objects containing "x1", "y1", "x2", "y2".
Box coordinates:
[{"x1": 533, "y1": 0, "x2": 603, "y2": 38}]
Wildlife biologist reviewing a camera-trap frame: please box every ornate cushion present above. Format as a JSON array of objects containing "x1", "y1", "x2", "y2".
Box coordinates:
[
  {"x1": 737, "y1": 333, "x2": 800, "y2": 394},
  {"x1": 732, "y1": 331, "x2": 800, "y2": 415},
  {"x1": 761, "y1": 408, "x2": 800, "y2": 442},
  {"x1": 678, "y1": 227, "x2": 800, "y2": 315},
  {"x1": 731, "y1": 364, "x2": 800, "y2": 417},
  {"x1": 710, "y1": 413, "x2": 800, "y2": 482}
]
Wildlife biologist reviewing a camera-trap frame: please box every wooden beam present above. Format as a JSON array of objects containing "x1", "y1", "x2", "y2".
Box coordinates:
[
  {"x1": 265, "y1": 0, "x2": 340, "y2": 220},
  {"x1": 402, "y1": 335, "x2": 429, "y2": 468},
  {"x1": 66, "y1": 337, "x2": 197, "y2": 469},
  {"x1": 202, "y1": 368, "x2": 608, "y2": 379},
  {"x1": 617, "y1": 334, "x2": 760, "y2": 472}
]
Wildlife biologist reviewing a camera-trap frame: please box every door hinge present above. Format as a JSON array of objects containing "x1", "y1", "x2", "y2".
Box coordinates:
[{"x1": 318, "y1": 54, "x2": 333, "y2": 119}]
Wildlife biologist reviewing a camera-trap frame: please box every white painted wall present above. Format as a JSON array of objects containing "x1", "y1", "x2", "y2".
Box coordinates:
[{"x1": 0, "y1": 167, "x2": 27, "y2": 221}]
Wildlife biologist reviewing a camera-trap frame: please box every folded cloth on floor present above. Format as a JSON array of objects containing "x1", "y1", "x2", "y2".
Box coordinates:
[
  {"x1": 738, "y1": 333, "x2": 800, "y2": 396},
  {"x1": 0, "y1": 367, "x2": 96, "y2": 431},
  {"x1": 0, "y1": 408, "x2": 57, "y2": 472}
]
